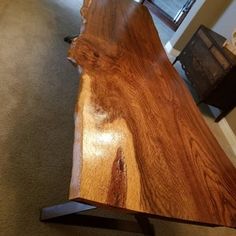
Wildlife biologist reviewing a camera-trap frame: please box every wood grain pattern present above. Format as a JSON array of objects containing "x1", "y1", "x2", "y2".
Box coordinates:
[{"x1": 68, "y1": 0, "x2": 236, "y2": 228}]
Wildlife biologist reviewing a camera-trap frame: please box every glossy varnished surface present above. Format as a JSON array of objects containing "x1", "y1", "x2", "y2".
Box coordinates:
[{"x1": 68, "y1": 0, "x2": 236, "y2": 227}]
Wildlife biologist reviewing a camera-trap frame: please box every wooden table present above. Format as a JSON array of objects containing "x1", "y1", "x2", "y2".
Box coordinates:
[{"x1": 41, "y1": 0, "x2": 236, "y2": 234}]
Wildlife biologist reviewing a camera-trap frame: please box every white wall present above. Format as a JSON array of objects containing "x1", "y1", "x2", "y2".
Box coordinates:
[
  {"x1": 212, "y1": 0, "x2": 236, "y2": 40},
  {"x1": 212, "y1": 0, "x2": 236, "y2": 135}
]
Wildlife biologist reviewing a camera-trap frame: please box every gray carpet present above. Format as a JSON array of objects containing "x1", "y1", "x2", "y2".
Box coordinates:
[{"x1": 0, "y1": 0, "x2": 236, "y2": 235}]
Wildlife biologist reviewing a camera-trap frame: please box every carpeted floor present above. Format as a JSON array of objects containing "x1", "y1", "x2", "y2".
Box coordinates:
[{"x1": 0, "y1": 0, "x2": 236, "y2": 235}]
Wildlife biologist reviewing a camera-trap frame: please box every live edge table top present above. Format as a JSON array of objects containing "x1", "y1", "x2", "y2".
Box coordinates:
[{"x1": 67, "y1": 0, "x2": 236, "y2": 228}]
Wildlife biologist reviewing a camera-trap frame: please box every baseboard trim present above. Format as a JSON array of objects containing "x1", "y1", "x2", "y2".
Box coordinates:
[
  {"x1": 218, "y1": 118, "x2": 236, "y2": 156},
  {"x1": 164, "y1": 41, "x2": 180, "y2": 57}
]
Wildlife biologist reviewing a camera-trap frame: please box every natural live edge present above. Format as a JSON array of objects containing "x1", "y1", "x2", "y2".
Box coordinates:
[{"x1": 68, "y1": 0, "x2": 236, "y2": 228}]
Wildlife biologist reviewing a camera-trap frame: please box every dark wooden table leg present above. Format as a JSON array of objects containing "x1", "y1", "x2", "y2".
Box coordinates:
[
  {"x1": 40, "y1": 201, "x2": 146, "y2": 234},
  {"x1": 64, "y1": 35, "x2": 79, "y2": 44},
  {"x1": 197, "y1": 100, "x2": 203, "y2": 106},
  {"x1": 135, "y1": 215, "x2": 155, "y2": 236},
  {"x1": 215, "y1": 109, "x2": 232, "y2": 122},
  {"x1": 40, "y1": 201, "x2": 95, "y2": 220},
  {"x1": 172, "y1": 56, "x2": 179, "y2": 65}
]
